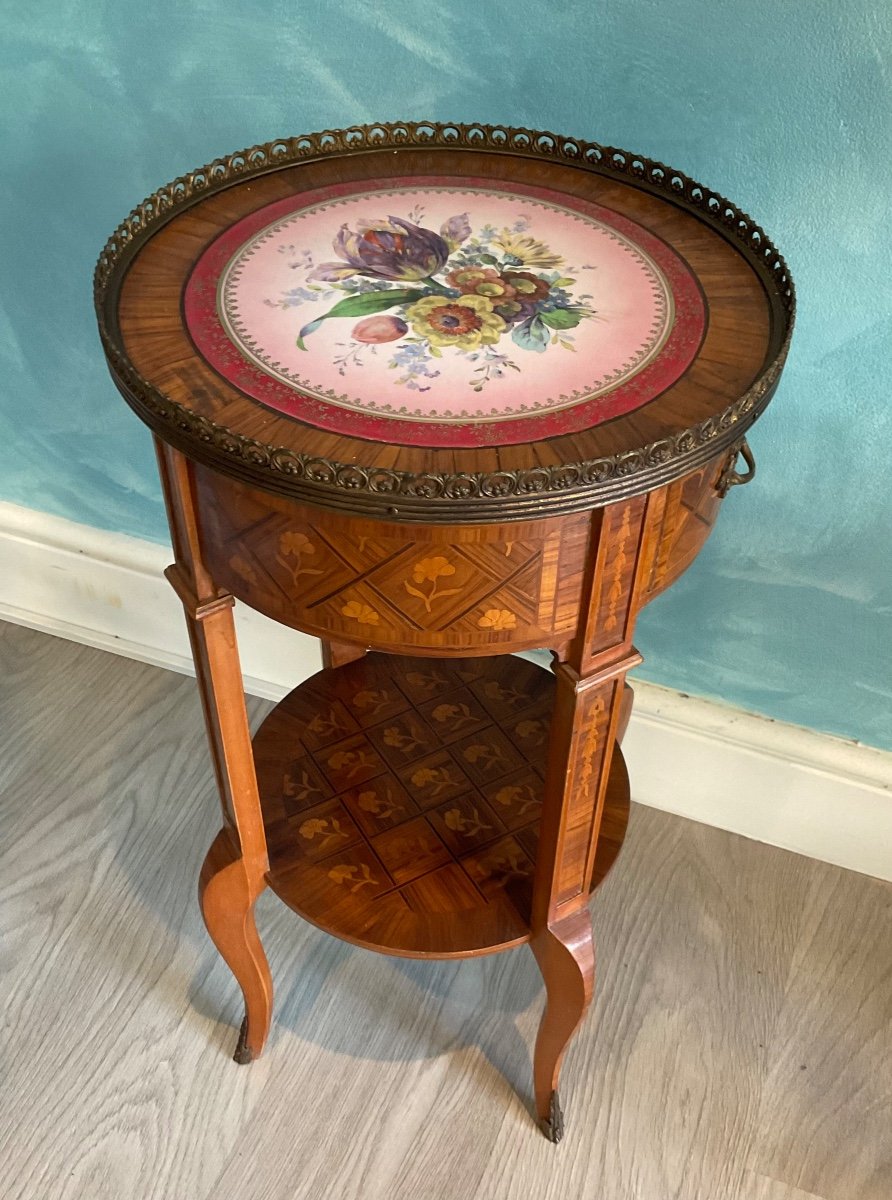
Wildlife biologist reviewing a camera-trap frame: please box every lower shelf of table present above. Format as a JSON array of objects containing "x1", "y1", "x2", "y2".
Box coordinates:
[{"x1": 253, "y1": 652, "x2": 630, "y2": 960}]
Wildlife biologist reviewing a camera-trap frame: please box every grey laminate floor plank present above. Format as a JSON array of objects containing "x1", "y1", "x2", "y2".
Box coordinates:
[
  {"x1": 738, "y1": 1173, "x2": 829, "y2": 1200},
  {"x1": 0, "y1": 625, "x2": 271, "y2": 1200},
  {"x1": 748, "y1": 865, "x2": 892, "y2": 1200},
  {"x1": 0, "y1": 621, "x2": 888, "y2": 1200},
  {"x1": 471, "y1": 813, "x2": 817, "y2": 1200}
]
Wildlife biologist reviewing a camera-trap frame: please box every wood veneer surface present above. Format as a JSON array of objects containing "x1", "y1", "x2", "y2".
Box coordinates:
[{"x1": 254, "y1": 652, "x2": 629, "y2": 957}]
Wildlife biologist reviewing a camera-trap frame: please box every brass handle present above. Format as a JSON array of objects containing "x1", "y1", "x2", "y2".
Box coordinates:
[{"x1": 717, "y1": 438, "x2": 756, "y2": 496}]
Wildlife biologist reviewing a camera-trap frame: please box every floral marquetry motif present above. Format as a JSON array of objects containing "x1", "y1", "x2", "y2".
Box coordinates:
[
  {"x1": 458, "y1": 731, "x2": 522, "y2": 781},
  {"x1": 477, "y1": 609, "x2": 517, "y2": 631},
  {"x1": 326, "y1": 855, "x2": 390, "y2": 897},
  {"x1": 546, "y1": 672, "x2": 624, "y2": 910},
  {"x1": 603, "y1": 506, "x2": 632, "y2": 633},
  {"x1": 354, "y1": 786, "x2": 409, "y2": 824},
  {"x1": 341, "y1": 601, "x2": 380, "y2": 626},
  {"x1": 441, "y1": 803, "x2": 497, "y2": 842},
  {"x1": 489, "y1": 777, "x2": 542, "y2": 826},
  {"x1": 280, "y1": 752, "x2": 332, "y2": 805},
  {"x1": 276, "y1": 531, "x2": 323, "y2": 588},
  {"x1": 462, "y1": 838, "x2": 535, "y2": 899},
  {"x1": 403, "y1": 755, "x2": 473, "y2": 805},
  {"x1": 404, "y1": 556, "x2": 460, "y2": 612},
  {"x1": 349, "y1": 688, "x2": 403, "y2": 722}
]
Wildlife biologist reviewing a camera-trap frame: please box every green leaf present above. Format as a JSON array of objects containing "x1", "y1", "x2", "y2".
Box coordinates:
[
  {"x1": 552, "y1": 276, "x2": 576, "y2": 287},
  {"x1": 296, "y1": 317, "x2": 323, "y2": 350},
  {"x1": 511, "y1": 314, "x2": 550, "y2": 353},
  {"x1": 322, "y1": 289, "x2": 426, "y2": 319},
  {"x1": 540, "y1": 308, "x2": 583, "y2": 330},
  {"x1": 297, "y1": 288, "x2": 426, "y2": 348}
]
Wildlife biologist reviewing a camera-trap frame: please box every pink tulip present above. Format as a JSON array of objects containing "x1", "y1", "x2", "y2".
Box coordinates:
[{"x1": 352, "y1": 315, "x2": 408, "y2": 344}]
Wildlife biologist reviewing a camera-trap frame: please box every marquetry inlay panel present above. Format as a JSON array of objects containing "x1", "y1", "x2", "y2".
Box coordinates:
[
  {"x1": 195, "y1": 467, "x2": 592, "y2": 653},
  {"x1": 253, "y1": 652, "x2": 629, "y2": 957},
  {"x1": 641, "y1": 454, "x2": 727, "y2": 600}
]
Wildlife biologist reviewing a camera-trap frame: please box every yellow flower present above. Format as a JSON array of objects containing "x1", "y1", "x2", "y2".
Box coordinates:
[
  {"x1": 406, "y1": 294, "x2": 505, "y2": 350},
  {"x1": 411, "y1": 556, "x2": 455, "y2": 584},
  {"x1": 477, "y1": 608, "x2": 517, "y2": 631},
  {"x1": 341, "y1": 600, "x2": 379, "y2": 625},
  {"x1": 493, "y1": 230, "x2": 564, "y2": 269}
]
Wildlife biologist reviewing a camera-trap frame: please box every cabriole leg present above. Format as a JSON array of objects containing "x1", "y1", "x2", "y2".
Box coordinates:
[
  {"x1": 530, "y1": 908, "x2": 595, "y2": 1142},
  {"x1": 199, "y1": 828, "x2": 272, "y2": 1062}
]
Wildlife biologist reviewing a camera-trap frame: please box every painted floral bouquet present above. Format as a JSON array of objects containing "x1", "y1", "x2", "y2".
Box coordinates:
[{"x1": 290, "y1": 209, "x2": 595, "y2": 392}]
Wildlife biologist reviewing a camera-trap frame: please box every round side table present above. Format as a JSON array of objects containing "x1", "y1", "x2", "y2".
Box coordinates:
[{"x1": 94, "y1": 122, "x2": 794, "y2": 1142}]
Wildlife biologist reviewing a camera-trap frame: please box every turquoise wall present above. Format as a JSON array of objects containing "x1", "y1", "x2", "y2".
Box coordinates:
[{"x1": 1, "y1": 2, "x2": 890, "y2": 748}]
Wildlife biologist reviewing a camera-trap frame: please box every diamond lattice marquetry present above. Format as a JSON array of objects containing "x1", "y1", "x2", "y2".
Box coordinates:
[
  {"x1": 323, "y1": 539, "x2": 545, "y2": 636},
  {"x1": 218, "y1": 507, "x2": 552, "y2": 641},
  {"x1": 253, "y1": 652, "x2": 631, "y2": 957}
]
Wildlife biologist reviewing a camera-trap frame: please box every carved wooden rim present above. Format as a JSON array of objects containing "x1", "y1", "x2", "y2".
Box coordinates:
[{"x1": 94, "y1": 121, "x2": 795, "y2": 521}]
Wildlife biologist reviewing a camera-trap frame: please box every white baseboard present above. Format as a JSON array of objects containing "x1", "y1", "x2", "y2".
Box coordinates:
[{"x1": 2, "y1": 500, "x2": 890, "y2": 881}]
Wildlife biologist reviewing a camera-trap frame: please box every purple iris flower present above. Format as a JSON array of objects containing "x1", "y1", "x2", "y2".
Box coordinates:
[{"x1": 308, "y1": 217, "x2": 451, "y2": 284}]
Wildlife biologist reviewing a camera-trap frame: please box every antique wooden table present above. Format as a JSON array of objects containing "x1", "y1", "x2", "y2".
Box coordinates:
[{"x1": 94, "y1": 122, "x2": 793, "y2": 1141}]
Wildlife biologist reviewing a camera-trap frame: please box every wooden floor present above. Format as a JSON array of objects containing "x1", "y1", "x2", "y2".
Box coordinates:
[{"x1": 0, "y1": 621, "x2": 889, "y2": 1200}]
